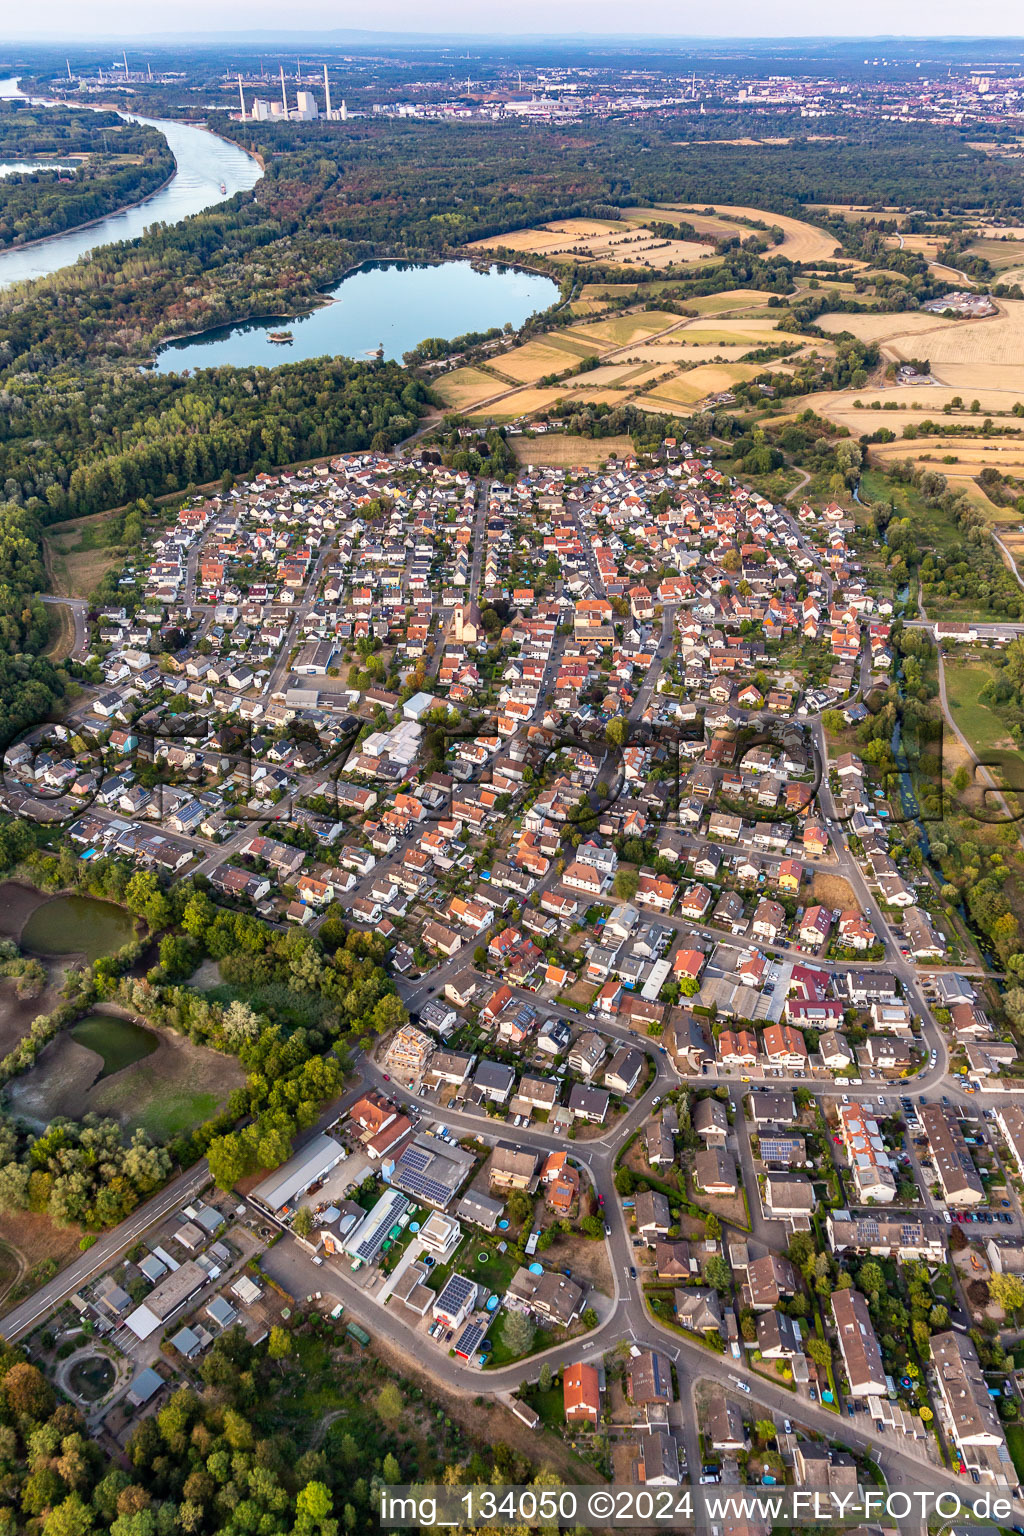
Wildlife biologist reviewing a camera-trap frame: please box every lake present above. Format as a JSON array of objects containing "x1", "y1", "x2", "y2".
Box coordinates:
[
  {"x1": 154, "y1": 258, "x2": 560, "y2": 369},
  {"x1": 71, "y1": 1014, "x2": 158, "y2": 1078},
  {"x1": 20, "y1": 895, "x2": 137, "y2": 962},
  {"x1": 0, "y1": 79, "x2": 262, "y2": 290}
]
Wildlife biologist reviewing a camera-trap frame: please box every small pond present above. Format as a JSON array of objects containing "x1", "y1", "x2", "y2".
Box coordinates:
[
  {"x1": 71, "y1": 1015, "x2": 158, "y2": 1078},
  {"x1": 20, "y1": 895, "x2": 136, "y2": 962},
  {"x1": 155, "y1": 258, "x2": 559, "y2": 370},
  {"x1": 67, "y1": 1354, "x2": 115, "y2": 1401}
]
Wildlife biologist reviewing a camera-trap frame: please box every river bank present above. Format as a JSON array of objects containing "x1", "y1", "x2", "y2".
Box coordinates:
[{"x1": 0, "y1": 81, "x2": 262, "y2": 290}]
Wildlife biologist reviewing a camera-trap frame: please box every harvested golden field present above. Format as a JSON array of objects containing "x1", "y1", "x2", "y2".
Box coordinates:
[
  {"x1": 795, "y1": 386, "x2": 1023, "y2": 434},
  {"x1": 630, "y1": 340, "x2": 754, "y2": 364},
  {"x1": 564, "y1": 361, "x2": 656, "y2": 388},
  {"x1": 680, "y1": 316, "x2": 783, "y2": 343},
  {"x1": 566, "y1": 311, "x2": 683, "y2": 348},
  {"x1": 493, "y1": 340, "x2": 585, "y2": 383},
  {"x1": 469, "y1": 217, "x2": 711, "y2": 270},
  {"x1": 891, "y1": 300, "x2": 1024, "y2": 369},
  {"x1": 816, "y1": 311, "x2": 958, "y2": 345},
  {"x1": 643, "y1": 361, "x2": 764, "y2": 406},
  {"x1": 869, "y1": 436, "x2": 1024, "y2": 476},
  {"x1": 510, "y1": 433, "x2": 635, "y2": 466},
  {"x1": 434, "y1": 367, "x2": 503, "y2": 410},
  {"x1": 685, "y1": 288, "x2": 778, "y2": 314},
  {"x1": 965, "y1": 235, "x2": 1024, "y2": 271},
  {"x1": 656, "y1": 202, "x2": 839, "y2": 264}
]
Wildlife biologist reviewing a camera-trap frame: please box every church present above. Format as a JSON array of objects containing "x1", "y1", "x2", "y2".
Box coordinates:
[{"x1": 450, "y1": 600, "x2": 484, "y2": 645}]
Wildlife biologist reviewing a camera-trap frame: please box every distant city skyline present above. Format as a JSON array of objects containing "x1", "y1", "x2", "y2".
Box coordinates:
[{"x1": 2, "y1": 3, "x2": 1024, "y2": 43}]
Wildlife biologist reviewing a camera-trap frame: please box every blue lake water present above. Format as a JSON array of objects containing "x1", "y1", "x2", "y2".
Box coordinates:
[{"x1": 154, "y1": 259, "x2": 560, "y2": 370}]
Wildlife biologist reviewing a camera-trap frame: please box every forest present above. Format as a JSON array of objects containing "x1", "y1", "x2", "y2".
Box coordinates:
[
  {"x1": 0, "y1": 103, "x2": 173, "y2": 249},
  {"x1": 0, "y1": 1307, "x2": 546, "y2": 1536},
  {"x1": 0, "y1": 361, "x2": 431, "y2": 521}
]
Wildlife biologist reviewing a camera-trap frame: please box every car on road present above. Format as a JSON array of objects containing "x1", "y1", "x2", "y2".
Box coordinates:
[
  {"x1": 604, "y1": 1225, "x2": 611, "y2": 1236},
  {"x1": 783, "y1": 1420, "x2": 792, "y2": 1436},
  {"x1": 809, "y1": 1386, "x2": 818, "y2": 1401},
  {"x1": 629, "y1": 1266, "x2": 636, "y2": 1280},
  {"x1": 383, "y1": 1073, "x2": 390, "y2": 1081}
]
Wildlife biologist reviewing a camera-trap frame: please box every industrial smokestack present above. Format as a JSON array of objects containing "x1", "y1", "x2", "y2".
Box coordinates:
[
  {"x1": 323, "y1": 63, "x2": 332, "y2": 119},
  {"x1": 238, "y1": 74, "x2": 246, "y2": 119},
  {"x1": 280, "y1": 63, "x2": 288, "y2": 115}
]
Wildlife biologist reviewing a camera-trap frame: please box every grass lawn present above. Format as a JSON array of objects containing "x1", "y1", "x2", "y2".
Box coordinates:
[
  {"x1": 942, "y1": 658, "x2": 1024, "y2": 787},
  {"x1": 1006, "y1": 1421, "x2": 1024, "y2": 1483},
  {"x1": 425, "y1": 1235, "x2": 519, "y2": 1298},
  {"x1": 525, "y1": 1384, "x2": 566, "y2": 1430}
]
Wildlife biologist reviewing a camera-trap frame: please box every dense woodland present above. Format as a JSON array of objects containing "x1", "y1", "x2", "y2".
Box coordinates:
[
  {"x1": 0, "y1": 361, "x2": 431, "y2": 520},
  {"x1": 0, "y1": 1313, "x2": 540, "y2": 1536},
  {"x1": 0, "y1": 104, "x2": 173, "y2": 249}
]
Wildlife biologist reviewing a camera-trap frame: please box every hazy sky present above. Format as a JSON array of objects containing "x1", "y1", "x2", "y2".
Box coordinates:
[{"x1": 4, "y1": 0, "x2": 1024, "y2": 41}]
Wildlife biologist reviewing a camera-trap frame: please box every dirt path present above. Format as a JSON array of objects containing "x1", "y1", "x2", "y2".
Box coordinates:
[{"x1": 785, "y1": 467, "x2": 812, "y2": 503}]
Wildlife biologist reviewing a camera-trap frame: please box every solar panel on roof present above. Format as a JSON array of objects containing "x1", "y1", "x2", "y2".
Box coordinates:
[{"x1": 454, "y1": 1321, "x2": 484, "y2": 1357}]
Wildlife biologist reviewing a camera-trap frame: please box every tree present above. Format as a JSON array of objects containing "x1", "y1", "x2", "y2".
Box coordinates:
[
  {"x1": 704, "y1": 1213, "x2": 721, "y2": 1242},
  {"x1": 581, "y1": 1214, "x2": 604, "y2": 1239},
  {"x1": 754, "y1": 1418, "x2": 776, "y2": 1445},
  {"x1": 292, "y1": 1206, "x2": 314, "y2": 1240},
  {"x1": 381, "y1": 1454, "x2": 401, "y2": 1487},
  {"x1": 376, "y1": 1383, "x2": 403, "y2": 1427},
  {"x1": 605, "y1": 717, "x2": 628, "y2": 748},
  {"x1": 705, "y1": 1256, "x2": 732, "y2": 1295},
  {"x1": 538, "y1": 1362, "x2": 553, "y2": 1392},
  {"x1": 582, "y1": 1306, "x2": 599, "y2": 1329},
  {"x1": 3, "y1": 1361, "x2": 53, "y2": 1420},
  {"x1": 502, "y1": 1310, "x2": 536, "y2": 1357},
  {"x1": 613, "y1": 870, "x2": 638, "y2": 901},
  {"x1": 990, "y1": 1272, "x2": 1024, "y2": 1314},
  {"x1": 296, "y1": 1481, "x2": 337, "y2": 1535},
  {"x1": 806, "y1": 1337, "x2": 831, "y2": 1371},
  {"x1": 267, "y1": 1326, "x2": 292, "y2": 1361}
]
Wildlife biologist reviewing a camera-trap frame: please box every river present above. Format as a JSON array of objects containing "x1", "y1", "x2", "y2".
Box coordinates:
[{"x1": 0, "y1": 77, "x2": 261, "y2": 289}]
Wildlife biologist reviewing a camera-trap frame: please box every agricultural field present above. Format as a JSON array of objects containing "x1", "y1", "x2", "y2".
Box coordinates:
[
  {"x1": 880, "y1": 300, "x2": 1024, "y2": 398},
  {"x1": 816, "y1": 311, "x2": 958, "y2": 346},
  {"x1": 650, "y1": 201, "x2": 841, "y2": 264},
  {"x1": 684, "y1": 288, "x2": 779, "y2": 314},
  {"x1": 509, "y1": 432, "x2": 636, "y2": 467},
  {"x1": 468, "y1": 216, "x2": 713, "y2": 270},
  {"x1": 642, "y1": 361, "x2": 764, "y2": 408},
  {"x1": 433, "y1": 366, "x2": 502, "y2": 411},
  {"x1": 562, "y1": 310, "x2": 684, "y2": 348},
  {"x1": 964, "y1": 235, "x2": 1024, "y2": 275}
]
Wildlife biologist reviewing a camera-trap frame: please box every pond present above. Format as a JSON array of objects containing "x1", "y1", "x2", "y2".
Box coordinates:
[
  {"x1": 20, "y1": 895, "x2": 137, "y2": 962},
  {"x1": 71, "y1": 1014, "x2": 158, "y2": 1078},
  {"x1": 154, "y1": 258, "x2": 560, "y2": 370},
  {"x1": 67, "y1": 1354, "x2": 115, "y2": 1402}
]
